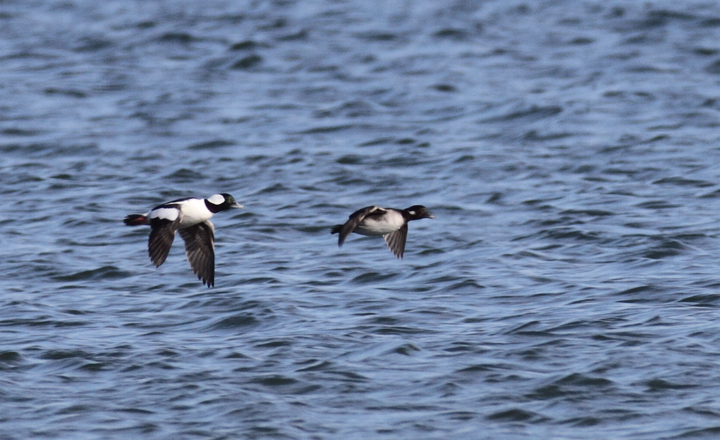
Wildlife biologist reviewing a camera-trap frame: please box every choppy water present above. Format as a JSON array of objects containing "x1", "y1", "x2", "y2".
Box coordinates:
[{"x1": 4, "y1": 0, "x2": 720, "y2": 438}]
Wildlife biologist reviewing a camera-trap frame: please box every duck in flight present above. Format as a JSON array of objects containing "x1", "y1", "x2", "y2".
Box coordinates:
[
  {"x1": 124, "y1": 193, "x2": 243, "y2": 287},
  {"x1": 331, "y1": 205, "x2": 434, "y2": 258}
]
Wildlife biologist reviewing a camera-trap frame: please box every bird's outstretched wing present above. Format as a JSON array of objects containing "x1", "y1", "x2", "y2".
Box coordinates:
[
  {"x1": 148, "y1": 217, "x2": 180, "y2": 267},
  {"x1": 333, "y1": 206, "x2": 385, "y2": 246},
  {"x1": 383, "y1": 223, "x2": 407, "y2": 259},
  {"x1": 179, "y1": 220, "x2": 216, "y2": 287}
]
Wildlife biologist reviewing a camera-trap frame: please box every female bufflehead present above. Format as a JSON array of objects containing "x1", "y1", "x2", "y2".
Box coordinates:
[
  {"x1": 124, "y1": 193, "x2": 243, "y2": 287},
  {"x1": 331, "y1": 205, "x2": 434, "y2": 258}
]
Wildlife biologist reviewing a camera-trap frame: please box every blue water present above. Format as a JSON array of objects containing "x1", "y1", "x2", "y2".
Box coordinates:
[{"x1": 3, "y1": 0, "x2": 720, "y2": 438}]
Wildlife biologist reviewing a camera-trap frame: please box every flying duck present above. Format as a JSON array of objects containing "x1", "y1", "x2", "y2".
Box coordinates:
[
  {"x1": 124, "y1": 193, "x2": 243, "y2": 287},
  {"x1": 331, "y1": 205, "x2": 434, "y2": 258}
]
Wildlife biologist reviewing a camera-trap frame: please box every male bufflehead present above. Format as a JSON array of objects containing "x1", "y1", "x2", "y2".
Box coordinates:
[
  {"x1": 124, "y1": 193, "x2": 243, "y2": 287},
  {"x1": 331, "y1": 205, "x2": 434, "y2": 258}
]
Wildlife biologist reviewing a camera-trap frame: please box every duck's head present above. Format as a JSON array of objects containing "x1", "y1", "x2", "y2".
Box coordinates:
[{"x1": 404, "y1": 205, "x2": 434, "y2": 220}]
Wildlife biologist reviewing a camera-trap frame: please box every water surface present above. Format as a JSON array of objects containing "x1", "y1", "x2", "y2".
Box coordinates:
[{"x1": 3, "y1": 0, "x2": 720, "y2": 438}]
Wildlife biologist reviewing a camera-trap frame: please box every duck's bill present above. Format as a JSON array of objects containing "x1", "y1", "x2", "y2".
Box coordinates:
[{"x1": 231, "y1": 202, "x2": 244, "y2": 209}]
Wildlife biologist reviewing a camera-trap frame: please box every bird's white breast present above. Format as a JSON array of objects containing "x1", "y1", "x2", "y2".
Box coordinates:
[
  {"x1": 177, "y1": 198, "x2": 214, "y2": 228},
  {"x1": 355, "y1": 210, "x2": 404, "y2": 236}
]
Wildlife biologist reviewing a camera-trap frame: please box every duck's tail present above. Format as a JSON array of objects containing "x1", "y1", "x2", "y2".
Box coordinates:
[
  {"x1": 330, "y1": 225, "x2": 342, "y2": 234},
  {"x1": 124, "y1": 214, "x2": 149, "y2": 226}
]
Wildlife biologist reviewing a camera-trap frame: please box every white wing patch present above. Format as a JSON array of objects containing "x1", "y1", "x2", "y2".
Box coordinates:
[
  {"x1": 207, "y1": 194, "x2": 225, "y2": 205},
  {"x1": 150, "y1": 207, "x2": 180, "y2": 221}
]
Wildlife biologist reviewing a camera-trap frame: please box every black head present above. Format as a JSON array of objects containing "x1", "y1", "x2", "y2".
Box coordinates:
[
  {"x1": 403, "y1": 205, "x2": 434, "y2": 221},
  {"x1": 205, "y1": 193, "x2": 244, "y2": 213}
]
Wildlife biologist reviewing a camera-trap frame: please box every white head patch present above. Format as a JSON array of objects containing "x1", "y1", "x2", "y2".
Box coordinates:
[
  {"x1": 408, "y1": 211, "x2": 416, "y2": 216},
  {"x1": 207, "y1": 194, "x2": 225, "y2": 205},
  {"x1": 150, "y1": 207, "x2": 179, "y2": 221}
]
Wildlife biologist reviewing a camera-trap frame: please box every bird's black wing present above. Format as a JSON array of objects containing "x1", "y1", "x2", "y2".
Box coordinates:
[
  {"x1": 148, "y1": 217, "x2": 180, "y2": 267},
  {"x1": 334, "y1": 206, "x2": 385, "y2": 246},
  {"x1": 178, "y1": 220, "x2": 215, "y2": 287},
  {"x1": 383, "y1": 223, "x2": 407, "y2": 259}
]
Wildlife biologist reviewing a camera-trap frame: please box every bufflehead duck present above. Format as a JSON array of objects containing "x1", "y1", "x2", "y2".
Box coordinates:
[
  {"x1": 331, "y1": 205, "x2": 434, "y2": 258},
  {"x1": 124, "y1": 193, "x2": 243, "y2": 287}
]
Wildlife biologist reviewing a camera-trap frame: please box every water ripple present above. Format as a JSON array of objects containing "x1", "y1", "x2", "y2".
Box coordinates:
[{"x1": 2, "y1": 1, "x2": 720, "y2": 439}]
